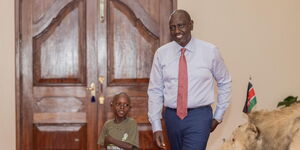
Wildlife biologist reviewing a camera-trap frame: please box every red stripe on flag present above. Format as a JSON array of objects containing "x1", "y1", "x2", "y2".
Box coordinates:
[
  {"x1": 248, "y1": 88, "x2": 255, "y2": 100},
  {"x1": 247, "y1": 88, "x2": 255, "y2": 107}
]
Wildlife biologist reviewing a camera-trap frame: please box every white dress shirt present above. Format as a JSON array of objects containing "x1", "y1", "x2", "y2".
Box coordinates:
[{"x1": 147, "y1": 37, "x2": 232, "y2": 132}]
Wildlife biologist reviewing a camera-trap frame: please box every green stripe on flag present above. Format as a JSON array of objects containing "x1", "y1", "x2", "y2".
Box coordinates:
[{"x1": 248, "y1": 96, "x2": 257, "y2": 112}]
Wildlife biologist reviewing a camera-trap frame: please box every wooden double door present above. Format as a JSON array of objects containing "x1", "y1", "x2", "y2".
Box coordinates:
[{"x1": 17, "y1": 0, "x2": 175, "y2": 149}]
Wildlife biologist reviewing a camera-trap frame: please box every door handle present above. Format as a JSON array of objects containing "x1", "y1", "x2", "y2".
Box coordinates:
[
  {"x1": 99, "y1": 76, "x2": 104, "y2": 84},
  {"x1": 86, "y1": 82, "x2": 96, "y2": 95},
  {"x1": 99, "y1": 96, "x2": 105, "y2": 104},
  {"x1": 99, "y1": 0, "x2": 105, "y2": 23},
  {"x1": 87, "y1": 82, "x2": 95, "y2": 91},
  {"x1": 87, "y1": 83, "x2": 96, "y2": 102},
  {"x1": 98, "y1": 76, "x2": 104, "y2": 93},
  {"x1": 98, "y1": 76, "x2": 105, "y2": 104}
]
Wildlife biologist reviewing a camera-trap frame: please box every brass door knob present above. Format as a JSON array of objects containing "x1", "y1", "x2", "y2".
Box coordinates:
[{"x1": 86, "y1": 82, "x2": 96, "y2": 96}]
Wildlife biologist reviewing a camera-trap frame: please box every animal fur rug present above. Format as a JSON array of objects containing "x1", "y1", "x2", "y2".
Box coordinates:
[{"x1": 221, "y1": 103, "x2": 300, "y2": 150}]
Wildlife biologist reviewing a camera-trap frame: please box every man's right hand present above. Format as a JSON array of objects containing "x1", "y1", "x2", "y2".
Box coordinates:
[{"x1": 153, "y1": 131, "x2": 166, "y2": 149}]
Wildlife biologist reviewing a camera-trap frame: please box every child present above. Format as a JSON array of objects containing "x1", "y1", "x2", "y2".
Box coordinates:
[{"x1": 98, "y1": 92, "x2": 139, "y2": 150}]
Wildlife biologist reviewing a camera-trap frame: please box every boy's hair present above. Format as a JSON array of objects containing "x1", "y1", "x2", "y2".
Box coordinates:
[{"x1": 111, "y1": 92, "x2": 131, "y2": 104}]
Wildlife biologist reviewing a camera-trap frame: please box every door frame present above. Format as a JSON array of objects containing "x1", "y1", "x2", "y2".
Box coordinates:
[
  {"x1": 15, "y1": 0, "x2": 21, "y2": 149},
  {"x1": 15, "y1": 0, "x2": 177, "y2": 150}
]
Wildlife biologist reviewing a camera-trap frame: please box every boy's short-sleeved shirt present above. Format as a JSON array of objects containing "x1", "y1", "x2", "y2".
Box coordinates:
[{"x1": 98, "y1": 117, "x2": 139, "y2": 149}]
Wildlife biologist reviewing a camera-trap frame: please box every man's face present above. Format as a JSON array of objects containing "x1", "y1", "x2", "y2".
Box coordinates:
[
  {"x1": 112, "y1": 97, "x2": 131, "y2": 119},
  {"x1": 169, "y1": 12, "x2": 193, "y2": 47}
]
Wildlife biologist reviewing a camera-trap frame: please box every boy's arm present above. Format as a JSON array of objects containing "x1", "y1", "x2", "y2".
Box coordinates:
[
  {"x1": 98, "y1": 122, "x2": 108, "y2": 148},
  {"x1": 104, "y1": 135, "x2": 137, "y2": 150}
]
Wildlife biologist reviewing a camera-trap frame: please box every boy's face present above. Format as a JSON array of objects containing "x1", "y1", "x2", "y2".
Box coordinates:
[{"x1": 111, "y1": 97, "x2": 131, "y2": 119}]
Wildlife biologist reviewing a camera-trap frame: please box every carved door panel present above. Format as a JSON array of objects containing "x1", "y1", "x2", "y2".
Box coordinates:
[
  {"x1": 20, "y1": 0, "x2": 98, "y2": 149},
  {"x1": 18, "y1": 0, "x2": 175, "y2": 149}
]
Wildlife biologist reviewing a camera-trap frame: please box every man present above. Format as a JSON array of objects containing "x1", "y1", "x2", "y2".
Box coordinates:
[{"x1": 148, "y1": 9, "x2": 232, "y2": 150}]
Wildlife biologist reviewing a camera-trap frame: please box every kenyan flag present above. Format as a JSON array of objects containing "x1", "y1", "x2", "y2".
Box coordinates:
[{"x1": 243, "y1": 81, "x2": 257, "y2": 113}]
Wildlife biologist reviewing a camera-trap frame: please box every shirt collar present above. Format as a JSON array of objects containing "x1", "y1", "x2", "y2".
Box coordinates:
[{"x1": 174, "y1": 37, "x2": 195, "y2": 53}]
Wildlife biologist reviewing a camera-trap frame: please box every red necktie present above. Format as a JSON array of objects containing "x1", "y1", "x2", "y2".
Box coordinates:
[{"x1": 177, "y1": 48, "x2": 188, "y2": 120}]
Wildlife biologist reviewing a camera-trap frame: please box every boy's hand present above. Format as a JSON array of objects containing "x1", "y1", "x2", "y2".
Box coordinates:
[
  {"x1": 104, "y1": 135, "x2": 135, "y2": 150},
  {"x1": 154, "y1": 131, "x2": 166, "y2": 149}
]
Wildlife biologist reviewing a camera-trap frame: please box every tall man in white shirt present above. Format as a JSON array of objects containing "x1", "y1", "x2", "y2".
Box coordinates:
[{"x1": 148, "y1": 9, "x2": 232, "y2": 150}]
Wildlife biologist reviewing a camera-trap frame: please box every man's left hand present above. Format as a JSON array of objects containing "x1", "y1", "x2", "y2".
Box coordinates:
[{"x1": 210, "y1": 119, "x2": 220, "y2": 132}]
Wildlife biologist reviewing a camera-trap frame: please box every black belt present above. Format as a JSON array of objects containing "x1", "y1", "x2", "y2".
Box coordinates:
[{"x1": 166, "y1": 105, "x2": 210, "y2": 111}]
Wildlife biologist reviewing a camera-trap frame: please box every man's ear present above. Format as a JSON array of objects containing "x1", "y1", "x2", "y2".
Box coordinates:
[{"x1": 190, "y1": 20, "x2": 194, "y2": 30}]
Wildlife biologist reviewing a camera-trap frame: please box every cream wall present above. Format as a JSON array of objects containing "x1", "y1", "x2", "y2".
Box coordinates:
[
  {"x1": 178, "y1": 0, "x2": 300, "y2": 149},
  {"x1": 1, "y1": 0, "x2": 300, "y2": 150},
  {"x1": 0, "y1": 0, "x2": 15, "y2": 149}
]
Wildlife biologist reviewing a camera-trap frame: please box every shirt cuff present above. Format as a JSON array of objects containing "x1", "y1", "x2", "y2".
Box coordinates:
[
  {"x1": 213, "y1": 108, "x2": 225, "y2": 122},
  {"x1": 151, "y1": 120, "x2": 162, "y2": 132}
]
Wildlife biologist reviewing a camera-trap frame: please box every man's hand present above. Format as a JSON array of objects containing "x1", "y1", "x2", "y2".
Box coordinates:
[
  {"x1": 210, "y1": 119, "x2": 221, "y2": 132},
  {"x1": 153, "y1": 131, "x2": 166, "y2": 149}
]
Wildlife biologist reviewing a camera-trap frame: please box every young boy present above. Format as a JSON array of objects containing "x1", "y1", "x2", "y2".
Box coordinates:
[{"x1": 98, "y1": 92, "x2": 139, "y2": 150}]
